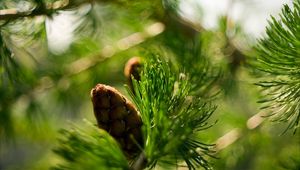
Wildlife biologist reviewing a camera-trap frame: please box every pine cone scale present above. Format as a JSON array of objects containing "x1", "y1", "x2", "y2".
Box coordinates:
[{"x1": 91, "y1": 84, "x2": 143, "y2": 155}]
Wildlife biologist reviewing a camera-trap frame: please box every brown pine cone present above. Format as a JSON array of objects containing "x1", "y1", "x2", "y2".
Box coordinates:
[
  {"x1": 124, "y1": 57, "x2": 142, "y2": 93},
  {"x1": 90, "y1": 84, "x2": 143, "y2": 156}
]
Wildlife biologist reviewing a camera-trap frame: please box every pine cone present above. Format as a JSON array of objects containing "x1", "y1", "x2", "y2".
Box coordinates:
[
  {"x1": 91, "y1": 84, "x2": 143, "y2": 156},
  {"x1": 124, "y1": 57, "x2": 142, "y2": 93}
]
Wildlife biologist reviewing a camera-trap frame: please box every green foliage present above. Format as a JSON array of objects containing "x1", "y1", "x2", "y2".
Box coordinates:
[
  {"x1": 52, "y1": 54, "x2": 216, "y2": 170},
  {"x1": 255, "y1": 0, "x2": 300, "y2": 133},
  {"x1": 131, "y1": 55, "x2": 216, "y2": 170},
  {"x1": 0, "y1": 33, "x2": 26, "y2": 138},
  {"x1": 1, "y1": 0, "x2": 300, "y2": 169},
  {"x1": 52, "y1": 121, "x2": 129, "y2": 170},
  {"x1": 0, "y1": 16, "x2": 47, "y2": 139},
  {"x1": 155, "y1": 25, "x2": 220, "y2": 97},
  {"x1": 175, "y1": 39, "x2": 220, "y2": 97}
]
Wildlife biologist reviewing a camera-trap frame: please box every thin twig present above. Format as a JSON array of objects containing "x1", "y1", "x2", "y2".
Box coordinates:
[
  {"x1": 65, "y1": 22, "x2": 165, "y2": 76},
  {"x1": 18, "y1": 22, "x2": 165, "y2": 103},
  {"x1": 131, "y1": 152, "x2": 147, "y2": 170},
  {"x1": 0, "y1": 9, "x2": 29, "y2": 21},
  {"x1": 0, "y1": 0, "x2": 92, "y2": 21}
]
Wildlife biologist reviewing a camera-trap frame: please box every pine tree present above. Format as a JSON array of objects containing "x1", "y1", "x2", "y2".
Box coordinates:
[{"x1": 0, "y1": 0, "x2": 299, "y2": 170}]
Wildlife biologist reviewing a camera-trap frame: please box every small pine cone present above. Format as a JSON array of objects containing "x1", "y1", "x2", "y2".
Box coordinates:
[
  {"x1": 124, "y1": 57, "x2": 142, "y2": 93},
  {"x1": 91, "y1": 84, "x2": 143, "y2": 156}
]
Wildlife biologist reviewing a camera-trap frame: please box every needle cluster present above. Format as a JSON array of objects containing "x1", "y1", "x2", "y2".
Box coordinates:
[{"x1": 255, "y1": 0, "x2": 300, "y2": 133}]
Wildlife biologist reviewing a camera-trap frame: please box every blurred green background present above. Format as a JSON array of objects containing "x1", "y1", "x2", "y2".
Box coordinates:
[{"x1": 0, "y1": 0, "x2": 299, "y2": 170}]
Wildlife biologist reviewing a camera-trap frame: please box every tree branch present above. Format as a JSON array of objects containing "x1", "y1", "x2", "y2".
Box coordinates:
[
  {"x1": 0, "y1": 9, "x2": 30, "y2": 21},
  {"x1": 65, "y1": 22, "x2": 165, "y2": 76},
  {"x1": 0, "y1": 0, "x2": 92, "y2": 21},
  {"x1": 131, "y1": 152, "x2": 147, "y2": 170}
]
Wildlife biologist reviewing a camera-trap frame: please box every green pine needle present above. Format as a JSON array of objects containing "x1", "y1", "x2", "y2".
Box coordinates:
[
  {"x1": 130, "y1": 54, "x2": 216, "y2": 170},
  {"x1": 52, "y1": 121, "x2": 130, "y2": 170},
  {"x1": 256, "y1": 0, "x2": 300, "y2": 133}
]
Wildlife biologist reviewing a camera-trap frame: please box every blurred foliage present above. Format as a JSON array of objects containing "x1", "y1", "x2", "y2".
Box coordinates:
[{"x1": 0, "y1": 0, "x2": 299, "y2": 170}]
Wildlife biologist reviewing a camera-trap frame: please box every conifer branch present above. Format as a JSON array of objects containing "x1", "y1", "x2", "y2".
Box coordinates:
[
  {"x1": 52, "y1": 121, "x2": 130, "y2": 170},
  {"x1": 129, "y1": 55, "x2": 216, "y2": 170},
  {"x1": 255, "y1": 0, "x2": 300, "y2": 133},
  {"x1": 53, "y1": 54, "x2": 217, "y2": 170}
]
